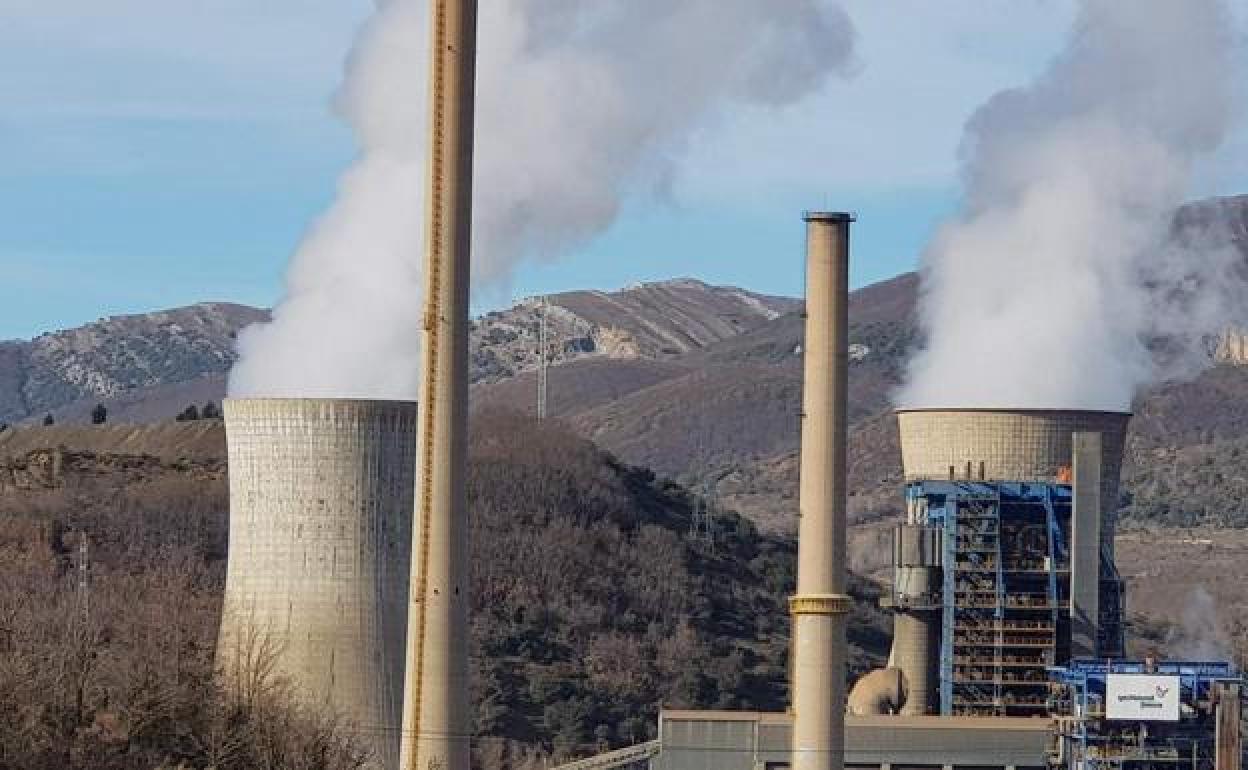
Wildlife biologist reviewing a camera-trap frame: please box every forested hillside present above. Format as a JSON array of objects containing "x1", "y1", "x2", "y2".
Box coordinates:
[{"x1": 0, "y1": 415, "x2": 889, "y2": 768}]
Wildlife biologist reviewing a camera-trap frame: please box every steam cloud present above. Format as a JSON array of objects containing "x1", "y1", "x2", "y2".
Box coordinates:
[
  {"x1": 229, "y1": 0, "x2": 855, "y2": 399},
  {"x1": 901, "y1": 0, "x2": 1245, "y2": 411},
  {"x1": 1167, "y1": 587, "x2": 1233, "y2": 661}
]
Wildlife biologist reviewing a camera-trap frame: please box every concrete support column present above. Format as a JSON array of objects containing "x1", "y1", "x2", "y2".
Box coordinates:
[
  {"x1": 1216, "y1": 683, "x2": 1242, "y2": 770},
  {"x1": 1070, "y1": 432, "x2": 1102, "y2": 660},
  {"x1": 791, "y1": 212, "x2": 854, "y2": 770},
  {"x1": 399, "y1": 1, "x2": 478, "y2": 769}
]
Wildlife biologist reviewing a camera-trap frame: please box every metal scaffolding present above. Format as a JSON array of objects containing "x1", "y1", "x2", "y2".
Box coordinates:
[
  {"x1": 1049, "y1": 661, "x2": 1243, "y2": 770},
  {"x1": 907, "y1": 479, "x2": 1125, "y2": 717}
]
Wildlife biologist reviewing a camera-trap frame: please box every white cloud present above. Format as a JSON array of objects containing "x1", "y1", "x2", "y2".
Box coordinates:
[
  {"x1": 0, "y1": 1, "x2": 373, "y2": 121},
  {"x1": 675, "y1": 1, "x2": 1081, "y2": 200}
]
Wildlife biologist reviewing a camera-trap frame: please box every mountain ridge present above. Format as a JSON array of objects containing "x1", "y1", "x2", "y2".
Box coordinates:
[{"x1": 0, "y1": 278, "x2": 797, "y2": 425}]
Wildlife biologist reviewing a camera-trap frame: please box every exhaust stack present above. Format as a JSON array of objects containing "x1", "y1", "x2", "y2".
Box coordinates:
[
  {"x1": 399, "y1": 1, "x2": 478, "y2": 769},
  {"x1": 790, "y1": 211, "x2": 854, "y2": 770}
]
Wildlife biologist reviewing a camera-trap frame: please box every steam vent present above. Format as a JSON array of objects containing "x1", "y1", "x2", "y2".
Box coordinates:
[{"x1": 218, "y1": 398, "x2": 416, "y2": 770}]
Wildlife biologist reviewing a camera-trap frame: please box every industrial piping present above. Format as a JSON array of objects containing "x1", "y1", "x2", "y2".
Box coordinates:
[
  {"x1": 790, "y1": 212, "x2": 854, "y2": 770},
  {"x1": 398, "y1": 1, "x2": 478, "y2": 769}
]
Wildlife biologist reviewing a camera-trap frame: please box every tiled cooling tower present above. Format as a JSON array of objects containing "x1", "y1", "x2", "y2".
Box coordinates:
[
  {"x1": 219, "y1": 398, "x2": 416, "y2": 769},
  {"x1": 896, "y1": 408, "x2": 1130, "y2": 552}
]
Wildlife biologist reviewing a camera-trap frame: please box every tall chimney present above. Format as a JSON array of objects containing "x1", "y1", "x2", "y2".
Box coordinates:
[
  {"x1": 791, "y1": 211, "x2": 853, "y2": 770},
  {"x1": 399, "y1": 1, "x2": 477, "y2": 769}
]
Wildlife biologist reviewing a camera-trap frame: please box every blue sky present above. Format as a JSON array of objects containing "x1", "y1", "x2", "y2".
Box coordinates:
[{"x1": 1, "y1": 1, "x2": 1245, "y2": 340}]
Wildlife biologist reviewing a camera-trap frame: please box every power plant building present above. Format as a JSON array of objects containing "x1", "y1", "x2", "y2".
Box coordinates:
[
  {"x1": 635, "y1": 405, "x2": 1243, "y2": 770},
  {"x1": 574, "y1": 214, "x2": 1244, "y2": 770},
  {"x1": 883, "y1": 408, "x2": 1131, "y2": 717},
  {"x1": 218, "y1": 398, "x2": 416, "y2": 770}
]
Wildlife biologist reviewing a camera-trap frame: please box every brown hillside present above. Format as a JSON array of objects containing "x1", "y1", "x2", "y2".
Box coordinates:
[
  {"x1": 0, "y1": 420, "x2": 225, "y2": 462},
  {"x1": 0, "y1": 414, "x2": 889, "y2": 765}
]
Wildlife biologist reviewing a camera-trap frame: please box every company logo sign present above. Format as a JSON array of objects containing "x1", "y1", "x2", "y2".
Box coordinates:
[{"x1": 1106, "y1": 674, "x2": 1181, "y2": 721}]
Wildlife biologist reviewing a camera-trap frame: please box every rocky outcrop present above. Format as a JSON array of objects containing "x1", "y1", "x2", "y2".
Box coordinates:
[
  {"x1": 1, "y1": 303, "x2": 268, "y2": 424},
  {"x1": 1213, "y1": 327, "x2": 1248, "y2": 365},
  {"x1": 469, "y1": 279, "x2": 796, "y2": 384},
  {"x1": 4, "y1": 280, "x2": 796, "y2": 422}
]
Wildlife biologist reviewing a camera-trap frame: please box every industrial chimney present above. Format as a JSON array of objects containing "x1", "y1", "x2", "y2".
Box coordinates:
[
  {"x1": 791, "y1": 211, "x2": 854, "y2": 770},
  {"x1": 398, "y1": 1, "x2": 477, "y2": 769},
  {"x1": 218, "y1": 398, "x2": 417, "y2": 770}
]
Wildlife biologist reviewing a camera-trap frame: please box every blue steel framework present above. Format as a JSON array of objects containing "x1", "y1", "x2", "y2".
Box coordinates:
[
  {"x1": 1048, "y1": 660, "x2": 1241, "y2": 770},
  {"x1": 906, "y1": 481, "x2": 1125, "y2": 717}
]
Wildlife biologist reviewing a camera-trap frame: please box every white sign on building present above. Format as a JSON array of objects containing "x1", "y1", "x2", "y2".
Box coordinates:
[{"x1": 1106, "y1": 674, "x2": 1181, "y2": 721}]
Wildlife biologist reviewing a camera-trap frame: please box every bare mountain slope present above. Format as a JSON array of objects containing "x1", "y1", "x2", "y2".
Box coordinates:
[
  {"x1": 470, "y1": 278, "x2": 798, "y2": 383},
  {"x1": 0, "y1": 303, "x2": 267, "y2": 424},
  {"x1": 3, "y1": 279, "x2": 794, "y2": 425},
  {"x1": 471, "y1": 358, "x2": 692, "y2": 417}
]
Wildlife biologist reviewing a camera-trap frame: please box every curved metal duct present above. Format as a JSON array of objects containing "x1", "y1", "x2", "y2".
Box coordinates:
[{"x1": 847, "y1": 667, "x2": 905, "y2": 716}]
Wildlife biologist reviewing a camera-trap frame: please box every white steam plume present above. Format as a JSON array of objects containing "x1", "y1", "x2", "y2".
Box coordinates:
[
  {"x1": 229, "y1": 0, "x2": 855, "y2": 399},
  {"x1": 900, "y1": 0, "x2": 1244, "y2": 411},
  {"x1": 1167, "y1": 587, "x2": 1233, "y2": 662}
]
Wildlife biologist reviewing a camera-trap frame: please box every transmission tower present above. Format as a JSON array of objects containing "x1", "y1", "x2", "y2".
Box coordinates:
[
  {"x1": 689, "y1": 484, "x2": 717, "y2": 551},
  {"x1": 537, "y1": 296, "x2": 549, "y2": 420},
  {"x1": 76, "y1": 530, "x2": 90, "y2": 634}
]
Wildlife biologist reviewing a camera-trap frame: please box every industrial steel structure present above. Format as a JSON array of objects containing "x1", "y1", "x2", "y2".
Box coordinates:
[
  {"x1": 1048, "y1": 661, "x2": 1242, "y2": 770},
  {"x1": 871, "y1": 409, "x2": 1131, "y2": 717},
  {"x1": 218, "y1": 398, "x2": 417, "y2": 770}
]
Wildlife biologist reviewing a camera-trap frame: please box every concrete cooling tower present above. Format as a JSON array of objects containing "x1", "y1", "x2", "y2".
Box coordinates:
[
  {"x1": 895, "y1": 408, "x2": 1129, "y2": 550},
  {"x1": 218, "y1": 398, "x2": 416, "y2": 769}
]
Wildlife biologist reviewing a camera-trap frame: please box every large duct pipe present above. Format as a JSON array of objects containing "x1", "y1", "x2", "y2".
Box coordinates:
[
  {"x1": 846, "y1": 667, "x2": 904, "y2": 716},
  {"x1": 399, "y1": 1, "x2": 477, "y2": 769},
  {"x1": 219, "y1": 398, "x2": 417, "y2": 770},
  {"x1": 890, "y1": 558, "x2": 939, "y2": 716},
  {"x1": 891, "y1": 612, "x2": 938, "y2": 715},
  {"x1": 895, "y1": 409, "x2": 1129, "y2": 558},
  {"x1": 790, "y1": 211, "x2": 853, "y2": 770},
  {"x1": 887, "y1": 522, "x2": 940, "y2": 715}
]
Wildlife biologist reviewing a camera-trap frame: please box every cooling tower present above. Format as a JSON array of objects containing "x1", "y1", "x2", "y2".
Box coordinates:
[
  {"x1": 219, "y1": 398, "x2": 416, "y2": 770},
  {"x1": 895, "y1": 408, "x2": 1130, "y2": 553}
]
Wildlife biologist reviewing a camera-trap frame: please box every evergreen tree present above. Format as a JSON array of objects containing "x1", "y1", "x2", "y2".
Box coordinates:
[
  {"x1": 176, "y1": 405, "x2": 200, "y2": 422},
  {"x1": 201, "y1": 401, "x2": 221, "y2": 420},
  {"x1": 42, "y1": 414, "x2": 54, "y2": 426},
  {"x1": 91, "y1": 403, "x2": 108, "y2": 425}
]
